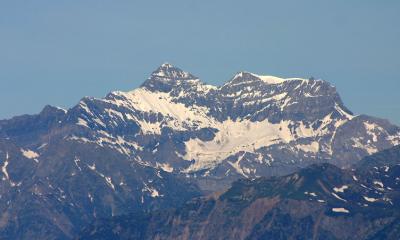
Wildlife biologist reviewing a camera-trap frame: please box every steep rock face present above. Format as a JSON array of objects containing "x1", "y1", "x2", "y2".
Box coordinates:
[
  {"x1": 79, "y1": 146, "x2": 400, "y2": 240},
  {"x1": 219, "y1": 71, "x2": 349, "y2": 123}
]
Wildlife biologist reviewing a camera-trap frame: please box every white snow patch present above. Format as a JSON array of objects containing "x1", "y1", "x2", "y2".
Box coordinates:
[
  {"x1": 334, "y1": 103, "x2": 354, "y2": 120},
  {"x1": 227, "y1": 153, "x2": 247, "y2": 177},
  {"x1": 1, "y1": 152, "x2": 10, "y2": 181},
  {"x1": 55, "y1": 106, "x2": 68, "y2": 113},
  {"x1": 74, "y1": 157, "x2": 82, "y2": 171},
  {"x1": 331, "y1": 192, "x2": 347, "y2": 202},
  {"x1": 88, "y1": 163, "x2": 96, "y2": 171},
  {"x1": 351, "y1": 138, "x2": 378, "y2": 155},
  {"x1": 250, "y1": 73, "x2": 309, "y2": 85},
  {"x1": 37, "y1": 143, "x2": 48, "y2": 149},
  {"x1": 364, "y1": 122, "x2": 380, "y2": 142},
  {"x1": 156, "y1": 163, "x2": 174, "y2": 173},
  {"x1": 259, "y1": 93, "x2": 287, "y2": 103},
  {"x1": 67, "y1": 136, "x2": 91, "y2": 143},
  {"x1": 332, "y1": 207, "x2": 349, "y2": 213},
  {"x1": 21, "y1": 149, "x2": 39, "y2": 162},
  {"x1": 104, "y1": 177, "x2": 115, "y2": 191},
  {"x1": 363, "y1": 196, "x2": 378, "y2": 202},
  {"x1": 373, "y1": 181, "x2": 384, "y2": 188},
  {"x1": 93, "y1": 118, "x2": 106, "y2": 128},
  {"x1": 383, "y1": 166, "x2": 389, "y2": 172},
  {"x1": 297, "y1": 142, "x2": 319, "y2": 153},
  {"x1": 254, "y1": 74, "x2": 285, "y2": 84},
  {"x1": 333, "y1": 185, "x2": 348, "y2": 193},
  {"x1": 79, "y1": 102, "x2": 92, "y2": 115},
  {"x1": 1, "y1": 152, "x2": 19, "y2": 187},
  {"x1": 142, "y1": 183, "x2": 162, "y2": 198},
  {"x1": 184, "y1": 119, "x2": 297, "y2": 172},
  {"x1": 150, "y1": 189, "x2": 160, "y2": 197},
  {"x1": 77, "y1": 118, "x2": 89, "y2": 128},
  {"x1": 387, "y1": 133, "x2": 400, "y2": 146},
  {"x1": 304, "y1": 191, "x2": 318, "y2": 197},
  {"x1": 88, "y1": 193, "x2": 94, "y2": 203},
  {"x1": 86, "y1": 163, "x2": 115, "y2": 190}
]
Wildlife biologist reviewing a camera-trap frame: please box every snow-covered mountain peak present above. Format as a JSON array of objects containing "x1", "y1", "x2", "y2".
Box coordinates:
[
  {"x1": 229, "y1": 71, "x2": 317, "y2": 85},
  {"x1": 222, "y1": 71, "x2": 263, "y2": 87},
  {"x1": 224, "y1": 71, "x2": 311, "y2": 89},
  {"x1": 252, "y1": 74, "x2": 286, "y2": 84},
  {"x1": 150, "y1": 63, "x2": 197, "y2": 81},
  {"x1": 140, "y1": 63, "x2": 203, "y2": 93},
  {"x1": 160, "y1": 62, "x2": 173, "y2": 68}
]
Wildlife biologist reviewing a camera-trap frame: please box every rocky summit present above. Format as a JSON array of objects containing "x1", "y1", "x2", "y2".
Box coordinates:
[{"x1": 0, "y1": 63, "x2": 399, "y2": 239}]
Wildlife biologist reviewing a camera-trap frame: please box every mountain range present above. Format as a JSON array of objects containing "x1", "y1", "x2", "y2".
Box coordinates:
[{"x1": 0, "y1": 63, "x2": 399, "y2": 239}]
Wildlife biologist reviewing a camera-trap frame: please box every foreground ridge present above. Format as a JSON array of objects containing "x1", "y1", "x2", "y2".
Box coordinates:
[{"x1": 79, "y1": 145, "x2": 400, "y2": 240}]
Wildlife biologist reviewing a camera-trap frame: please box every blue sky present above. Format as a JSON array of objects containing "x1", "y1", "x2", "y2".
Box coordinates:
[{"x1": 1, "y1": 1, "x2": 399, "y2": 124}]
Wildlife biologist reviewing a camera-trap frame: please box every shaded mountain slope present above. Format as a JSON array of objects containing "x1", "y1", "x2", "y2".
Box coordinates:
[{"x1": 80, "y1": 145, "x2": 400, "y2": 240}]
